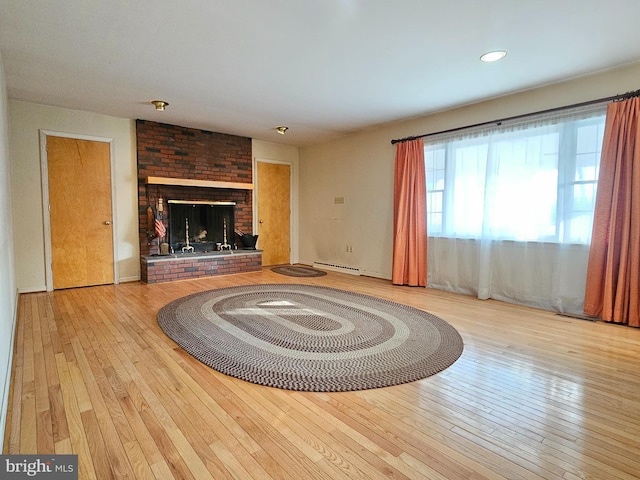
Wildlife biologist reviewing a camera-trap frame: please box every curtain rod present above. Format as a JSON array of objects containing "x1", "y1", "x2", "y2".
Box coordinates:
[{"x1": 390, "y1": 88, "x2": 640, "y2": 145}]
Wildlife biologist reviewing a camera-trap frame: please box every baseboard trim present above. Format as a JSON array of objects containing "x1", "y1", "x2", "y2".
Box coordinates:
[
  {"x1": 17, "y1": 285, "x2": 46, "y2": 294},
  {"x1": 118, "y1": 275, "x2": 141, "y2": 283},
  {"x1": 557, "y1": 312, "x2": 599, "y2": 321}
]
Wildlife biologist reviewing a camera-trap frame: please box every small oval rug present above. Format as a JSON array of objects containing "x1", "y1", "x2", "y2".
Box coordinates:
[
  {"x1": 270, "y1": 265, "x2": 327, "y2": 277},
  {"x1": 158, "y1": 284, "x2": 463, "y2": 391}
]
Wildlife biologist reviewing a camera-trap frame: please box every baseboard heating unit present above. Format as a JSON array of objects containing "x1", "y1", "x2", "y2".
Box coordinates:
[{"x1": 312, "y1": 262, "x2": 361, "y2": 275}]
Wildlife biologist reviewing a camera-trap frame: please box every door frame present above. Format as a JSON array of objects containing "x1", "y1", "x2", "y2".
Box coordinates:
[
  {"x1": 253, "y1": 157, "x2": 296, "y2": 265},
  {"x1": 40, "y1": 130, "x2": 119, "y2": 291}
]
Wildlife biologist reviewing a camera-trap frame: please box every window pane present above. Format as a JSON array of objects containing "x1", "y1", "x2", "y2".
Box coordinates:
[
  {"x1": 425, "y1": 148, "x2": 445, "y2": 191},
  {"x1": 428, "y1": 212, "x2": 442, "y2": 234},
  {"x1": 428, "y1": 191, "x2": 442, "y2": 213},
  {"x1": 567, "y1": 211, "x2": 594, "y2": 243},
  {"x1": 435, "y1": 149, "x2": 445, "y2": 170},
  {"x1": 433, "y1": 169, "x2": 445, "y2": 190},
  {"x1": 489, "y1": 134, "x2": 558, "y2": 240},
  {"x1": 573, "y1": 183, "x2": 596, "y2": 211},
  {"x1": 425, "y1": 151, "x2": 435, "y2": 171},
  {"x1": 577, "y1": 124, "x2": 599, "y2": 153},
  {"x1": 450, "y1": 143, "x2": 486, "y2": 236},
  {"x1": 424, "y1": 111, "x2": 605, "y2": 244},
  {"x1": 575, "y1": 153, "x2": 598, "y2": 181}
]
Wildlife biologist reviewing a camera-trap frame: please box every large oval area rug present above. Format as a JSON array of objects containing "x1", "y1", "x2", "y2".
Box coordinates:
[{"x1": 158, "y1": 284, "x2": 464, "y2": 391}]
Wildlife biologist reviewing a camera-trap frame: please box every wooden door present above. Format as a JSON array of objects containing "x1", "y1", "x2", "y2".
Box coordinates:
[
  {"x1": 47, "y1": 136, "x2": 114, "y2": 289},
  {"x1": 257, "y1": 161, "x2": 290, "y2": 266}
]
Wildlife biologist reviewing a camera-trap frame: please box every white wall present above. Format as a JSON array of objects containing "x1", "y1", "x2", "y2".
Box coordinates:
[
  {"x1": 252, "y1": 139, "x2": 300, "y2": 264},
  {"x1": 9, "y1": 101, "x2": 139, "y2": 292},
  {"x1": 0, "y1": 52, "x2": 18, "y2": 453},
  {"x1": 298, "y1": 133, "x2": 395, "y2": 277},
  {"x1": 298, "y1": 62, "x2": 640, "y2": 280}
]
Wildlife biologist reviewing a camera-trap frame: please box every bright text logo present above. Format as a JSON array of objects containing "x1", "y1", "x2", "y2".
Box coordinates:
[{"x1": 1, "y1": 455, "x2": 77, "y2": 479}]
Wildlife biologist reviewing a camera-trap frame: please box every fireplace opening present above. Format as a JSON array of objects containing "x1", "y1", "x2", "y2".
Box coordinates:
[{"x1": 168, "y1": 200, "x2": 235, "y2": 253}]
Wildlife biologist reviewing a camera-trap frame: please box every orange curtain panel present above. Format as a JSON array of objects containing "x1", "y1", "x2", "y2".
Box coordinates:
[
  {"x1": 584, "y1": 96, "x2": 640, "y2": 326},
  {"x1": 392, "y1": 139, "x2": 427, "y2": 286}
]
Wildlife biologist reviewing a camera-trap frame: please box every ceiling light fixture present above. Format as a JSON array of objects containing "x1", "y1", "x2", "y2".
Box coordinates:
[
  {"x1": 150, "y1": 100, "x2": 169, "y2": 111},
  {"x1": 276, "y1": 126, "x2": 289, "y2": 135},
  {"x1": 480, "y1": 50, "x2": 507, "y2": 62}
]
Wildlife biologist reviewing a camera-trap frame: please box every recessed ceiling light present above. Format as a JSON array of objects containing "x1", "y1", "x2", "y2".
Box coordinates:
[{"x1": 480, "y1": 51, "x2": 507, "y2": 62}]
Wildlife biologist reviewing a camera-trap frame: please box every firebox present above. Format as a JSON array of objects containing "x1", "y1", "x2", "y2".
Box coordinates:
[{"x1": 168, "y1": 200, "x2": 235, "y2": 253}]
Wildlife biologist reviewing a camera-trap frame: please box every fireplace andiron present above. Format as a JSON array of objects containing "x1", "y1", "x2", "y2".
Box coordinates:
[
  {"x1": 182, "y1": 218, "x2": 194, "y2": 253},
  {"x1": 220, "y1": 218, "x2": 232, "y2": 250}
]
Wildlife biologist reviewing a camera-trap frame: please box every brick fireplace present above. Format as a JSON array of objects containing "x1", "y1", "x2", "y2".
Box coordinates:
[{"x1": 137, "y1": 120, "x2": 261, "y2": 283}]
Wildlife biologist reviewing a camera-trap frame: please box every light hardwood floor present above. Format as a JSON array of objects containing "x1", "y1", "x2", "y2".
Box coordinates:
[{"x1": 4, "y1": 268, "x2": 640, "y2": 479}]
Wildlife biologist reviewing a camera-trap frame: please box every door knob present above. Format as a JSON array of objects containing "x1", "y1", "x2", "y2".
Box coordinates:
[
  {"x1": 104, "y1": 221, "x2": 111, "y2": 225},
  {"x1": 259, "y1": 220, "x2": 264, "y2": 224}
]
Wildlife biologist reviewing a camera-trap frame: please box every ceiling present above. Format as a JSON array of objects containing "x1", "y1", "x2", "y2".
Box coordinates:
[{"x1": 2, "y1": 0, "x2": 640, "y2": 147}]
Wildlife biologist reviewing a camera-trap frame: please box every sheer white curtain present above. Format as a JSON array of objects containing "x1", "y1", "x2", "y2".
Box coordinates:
[{"x1": 425, "y1": 104, "x2": 606, "y2": 313}]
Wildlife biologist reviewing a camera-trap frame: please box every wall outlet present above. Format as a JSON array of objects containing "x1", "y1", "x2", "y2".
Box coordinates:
[{"x1": 346, "y1": 245, "x2": 353, "y2": 253}]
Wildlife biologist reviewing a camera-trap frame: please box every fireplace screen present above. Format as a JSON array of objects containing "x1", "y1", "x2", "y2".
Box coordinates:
[{"x1": 168, "y1": 200, "x2": 235, "y2": 253}]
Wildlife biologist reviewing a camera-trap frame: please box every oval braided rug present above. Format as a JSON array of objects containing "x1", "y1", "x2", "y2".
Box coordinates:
[
  {"x1": 270, "y1": 265, "x2": 327, "y2": 277},
  {"x1": 158, "y1": 284, "x2": 464, "y2": 391}
]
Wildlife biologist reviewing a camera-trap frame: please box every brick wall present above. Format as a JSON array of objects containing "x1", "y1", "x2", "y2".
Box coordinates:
[
  {"x1": 141, "y1": 251, "x2": 262, "y2": 283},
  {"x1": 136, "y1": 120, "x2": 253, "y2": 256}
]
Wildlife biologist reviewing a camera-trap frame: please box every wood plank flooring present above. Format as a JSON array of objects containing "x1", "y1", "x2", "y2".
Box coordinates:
[{"x1": 4, "y1": 268, "x2": 640, "y2": 479}]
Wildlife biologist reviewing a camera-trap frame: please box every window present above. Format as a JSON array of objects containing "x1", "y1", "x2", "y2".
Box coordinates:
[{"x1": 425, "y1": 108, "x2": 606, "y2": 244}]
